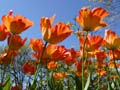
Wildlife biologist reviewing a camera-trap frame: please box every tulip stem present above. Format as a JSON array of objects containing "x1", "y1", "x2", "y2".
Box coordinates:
[
  {"x1": 30, "y1": 42, "x2": 48, "y2": 89},
  {"x1": 82, "y1": 31, "x2": 88, "y2": 90},
  {"x1": 67, "y1": 66, "x2": 70, "y2": 90},
  {"x1": 112, "y1": 50, "x2": 120, "y2": 82}
]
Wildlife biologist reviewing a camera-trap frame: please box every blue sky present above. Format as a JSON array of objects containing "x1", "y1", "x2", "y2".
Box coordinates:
[{"x1": 0, "y1": 0, "x2": 93, "y2": 49}]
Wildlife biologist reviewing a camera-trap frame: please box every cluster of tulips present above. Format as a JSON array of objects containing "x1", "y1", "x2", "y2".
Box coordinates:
[{"x1": 0, "y1": 7, "x2": 120, "y2": 90}]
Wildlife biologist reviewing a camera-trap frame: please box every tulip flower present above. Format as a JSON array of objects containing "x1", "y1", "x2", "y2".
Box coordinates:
[
  {"x1": 108, "y1": 50, "x2": 120, "y2": 60},
  {"x1": 22, "y1": 63, "x2": 36, "y2": 75},
  {"x1": 42, "y1": 44, "x2": 66, "y2": 65},
  {"x1": 53, "y1": 72, "x2": 68, "y2": 81},
  {"x1": 96, "y1": 69, "x2": 106, "y2": 76},
  {"x1": 31, "y1": 43, "x2": 66, "y2": 65},
  {"x1": 0, "y1": 24, "x2": 9, "y2": 41},
  {"x1": 29, "y1": 38, "x2": 44, "y2": 53},
  {"x1": 62, "y1": 48, "x2": 80, "y2": 66},
  {"x1": 8, "y1": 35, "x2": 27, "y2": 50},
  {"x1": 79, "y1": 35, "x2": 103, "y2": 52},
  {"x1": 0, "y1": 50, "x2": 18, "y2": 65},
  {"x1": 103, "y1": 29, "x2": 120, "y2": 50},
  {"x1": 92, "y1": 50, "x2": 107, "y2": 62},
  {"x1": 2, "y1": 10, "x2": 33, "y2": 34},
  {"x1": 47, "y1": 61, "x2": 58, "y2": 70},
  {"x1": 76, "y1": 7, "x2": 109, "y2": 31},
  {"x1": 43, "y1": 44, "x2": 66, "y2": 60},
  {"x1": 40, "y1": 16, "x2": 73, "y2": 44},
  {"x1": 75, "y1": 60, "x2": 91, "y2": 76}
]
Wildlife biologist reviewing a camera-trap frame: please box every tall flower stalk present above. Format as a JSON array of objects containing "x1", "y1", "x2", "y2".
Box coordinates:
[
  {"x1": 81, "y1": 31, "x2": 88, "y2": 90},
  {"x1": 30, "y1": 42, "x2": 48, "y2": 90},
  {"x1": 112, "y1": 50, "x2": 120, "y2": 82}
]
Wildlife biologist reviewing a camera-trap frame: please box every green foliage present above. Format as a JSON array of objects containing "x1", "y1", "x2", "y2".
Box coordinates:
[
  {"x1": 3, "y1": 75, "x2": 11, "y2": 90},
  {"x1": 74, "y1": 75, "x2": 82, "y2": 90},
  {"x1": 84, "y1": 73, "x2": 90, "y2": 90}
]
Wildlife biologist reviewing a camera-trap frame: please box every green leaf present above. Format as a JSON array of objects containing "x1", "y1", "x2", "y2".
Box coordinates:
[
  {"x1": 74, "y1": 75, "x2": 82, "y2": 90},
  {"x1": 3, "y1": 75, "x2": 11, "y2": 90},
  {"x1": 0, "y1": 86, "x2": 2, "y2": 90},
  {"x1": 56, "y1": 81, "x2": 63, "y2": 90},
  {"x1": 30, "y1": 79, "x2": 37, "y2": 90},
  {"x1": 84, "y1": 73, "x2": 90, "y2": 90},
  {"x1": 48, "y1": 73, "x2": 55, "y2": 90},
  {"x1": 107, "y1": 81, "x2": 111, "y2": 90}
]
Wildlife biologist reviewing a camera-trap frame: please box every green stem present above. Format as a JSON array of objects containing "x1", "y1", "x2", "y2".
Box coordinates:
[
  {"x1": 104, "y1": 55, "x2": 113, "y2": 89},
  {"x1": 112, "y1": 50, "x2": 120, "y2": 81},
  {"x1": 40, "y1": 66, "x2": 43, "y2": 88},
  {"x1": 82, "y1": 31, "x2": 88, "y2": 90},
  {"x1": 67, "y1": 66, "x2": 70, "y2": 90},
  {"x1": 30, "y1": 42, "x2": 48, "y2": 89},
  {"x1": 67, "y1": 78, "x2": 70, "y2": 90},
  {"x1": 97, "y1": 70, "x2": 100, "y2": 90}
]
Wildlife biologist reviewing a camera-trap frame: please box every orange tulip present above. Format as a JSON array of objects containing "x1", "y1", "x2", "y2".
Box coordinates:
[
  {"x1": 2, "y1": 10, "x2": 33, "y2": 34},
  {"x1": 29, "y1": 38, "x2": 44, "y2": 62},
  {"x1": 43, "y1": 44, "x2": 66, "y2": 60},
  {"x1": 96, "y1": 69, "x2": 106, "y2": 76},
  {"x1": 79, "y1": 35, "x2": 103, "y2": 52},
  {"x1": 40, "y1": 16, "x2": 73, "y2": 44},
  {"x1": 0, "y1": 24, "x2": 9, "y2": 41},
  {"x1": 103, "y1": 29, "x2": 120, "y2": 50},
  {"x1": 40, "y1": 16, "x2": 54, "y2": 32},
  {"x1": 29, "y1": 38, "x2": 44, "y2": 53},
  {"x1": 108, "y1": 62, "x2": 115, "y2": 69},
  {"x1": 53, "y1": 72, "x2": 68, "y2": 81},
  {"x1": 108, "y1": 50, "x2": 120, "y2": 60},
  {"x1": 22, "y1": 63, "x2": 36, "y2": 75},
  {"x1": 49, "y1": 45, "x2": 66, "y2": 60},
  {"x1": 32, "y1": 52, "x2": 41, "y2": 62},
  {"x1": 62, "y1": 48, "x2": 80, "y2": 66},
  {"x1": 94, "y1": 50, "x2": 106, "y2": 62},
  {"x1": 110, "y1": 75, "x2": 118, "y2": 79},
  {"x1": 31, "y1": 44, "x2": 66, "y2": 65},
  {"x1": 8, "y1": 35, "x2": 27, "y2": 50},
  {"x1": 76, "y1": 7, "x2": 109, "y2": 31},
  {"x1": 47, "y1": 61, "x2": 58, "y2": 70},
  {"x1": 0, "y1": 50, "x2": 18, "y2": 65},
  {"x1": 95, "y1": 62, "x2": 106, "y2": 68},
  {"x1": 117, "y1": 63, "x2": 120, "y2": 68},
  {"x1": 75, "y1": 60, "x2": 91, "y2": 76},
  {"x1": 109, "y1": 62, "x2": 120, "y2": 69},
  {"x1": 41, "y1": 44, "x2": 66, "y2": 65},
  {"x1": 43, "y1": 44, "x2": 58, "y2": 59}
]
